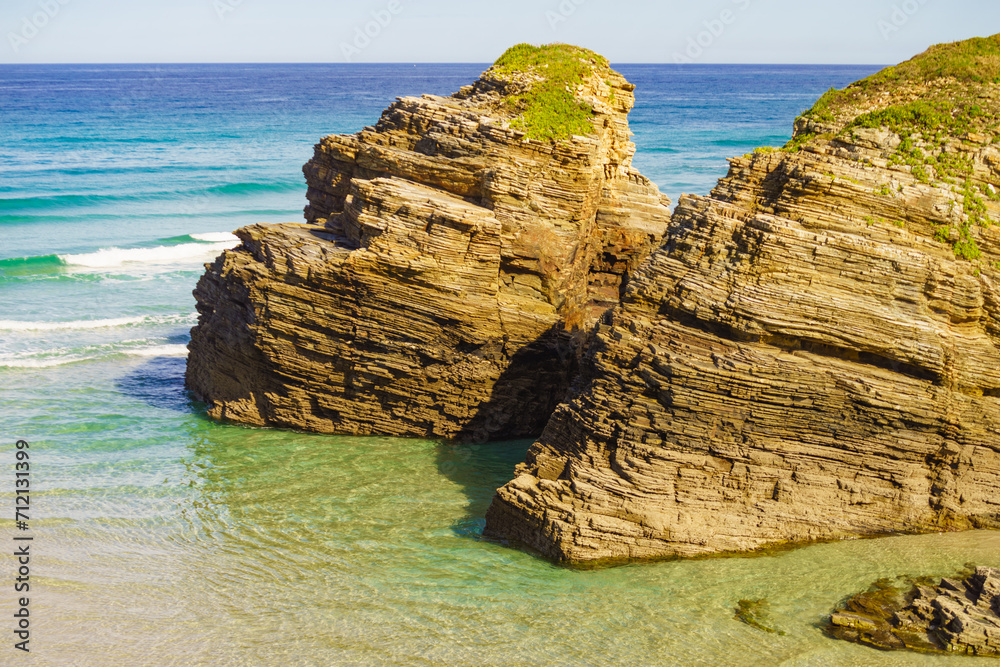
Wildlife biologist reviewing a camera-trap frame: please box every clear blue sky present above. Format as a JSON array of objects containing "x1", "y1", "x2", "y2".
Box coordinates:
[{"x1": 2, "y1": 0, "x2": 998, "y2": 64}]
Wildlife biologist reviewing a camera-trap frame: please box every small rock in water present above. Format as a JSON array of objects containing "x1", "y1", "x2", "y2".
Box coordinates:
[
  {"x1": 734, "y1": 598, "x2": 785, "y2": 636},
  {"x1": 827, "y1": 566, "x2": 1000, "y2": 656}
]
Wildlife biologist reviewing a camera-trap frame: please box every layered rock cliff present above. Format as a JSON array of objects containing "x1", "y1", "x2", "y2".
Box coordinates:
[
  {"x1": 186, "y1": 45, "x2": 671, "y2": 439},
  {"x1": 485, "y1": 36, "x2": 1000, "y2": 562}
]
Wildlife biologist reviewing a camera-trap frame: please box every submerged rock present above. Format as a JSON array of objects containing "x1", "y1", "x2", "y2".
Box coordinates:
[
  {"x1": 485, "y1": 35, "x2": 1000, "y2": 562},
  {"x1": 185, "y1": 44, "x2": 670, "y2": 439},
  {"x1": 734, "y1": 598, "x2": 785, "y2": 636},
  {"x1": 828, "y1": 566, "x2": 1000, "y2": 656}
]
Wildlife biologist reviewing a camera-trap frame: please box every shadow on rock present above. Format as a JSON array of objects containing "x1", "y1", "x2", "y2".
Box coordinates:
[
  {"x1": 433, "y1": 321, "x2": 596, "y2": 539},
  {"x1": 456, "y1": 321, "x2": 586, "y2": 443}
]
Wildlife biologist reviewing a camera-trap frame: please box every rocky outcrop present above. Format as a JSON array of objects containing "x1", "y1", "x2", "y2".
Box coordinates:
[
  {"x1": 185, "y1": 45, "x2": 671, "y2": 439},
  {"x1": 485, "y1": 36, "x2": 1000, "y2": 562},
  {"x1": 828, "y1": 566, "x2": 1000, "y2": 656}
]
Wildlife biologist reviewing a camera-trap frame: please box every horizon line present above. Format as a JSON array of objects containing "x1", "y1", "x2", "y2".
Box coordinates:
[{"x1": 0, "y1": 61, "x2": 888, "y2": 67}]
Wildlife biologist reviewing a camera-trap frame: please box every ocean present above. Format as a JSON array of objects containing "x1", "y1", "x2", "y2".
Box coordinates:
[{"x1": 3, "y1": 63, "x2": 999, "y2": 666}]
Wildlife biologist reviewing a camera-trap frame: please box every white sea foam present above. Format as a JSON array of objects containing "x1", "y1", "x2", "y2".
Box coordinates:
[
  {"x1": 0, "y1": 340, "x2": 189, "y2": 369},
  {"x1": 0, "y1": 316, "x2": 140, "y2": 331},
  {"x1": 59, "y1": 240, "x2": 238, "y2": 268},
  {"x1": 0, "y1": 313, "x2": 196, "y2": 331},
  {"x1": 190, "y1": 232, "x2": 239, "y2": 243},
  {"x1": 0, "y1": 356, "x2": 88, "y2": 368},
  {"x1": 125, "y1": 344, "x2": 189, "y2": 357}
]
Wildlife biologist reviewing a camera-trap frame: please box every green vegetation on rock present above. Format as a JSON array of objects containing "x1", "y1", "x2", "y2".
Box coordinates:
[
  {"x1": 847, "y1": 99, "x2": 986, "y2": 137},
  {"x1": 490, "y1": 43, "x2": 610, "y2": 142},
  {"x1": 864, "y1": 35, "x2": 1000, "y2": 85},
  {"x1": 802, "y1": 35, "x2": 1000, "y2": 125},
  {"x1": 803, "y1": 88, "x2": 844, "y2": 123},
  {"x1": 781, "y1": 34, "x2": 1000, "y2": 261}
]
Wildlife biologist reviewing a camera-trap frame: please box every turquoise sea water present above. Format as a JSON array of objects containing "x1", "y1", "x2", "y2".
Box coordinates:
[{"x1": 4, "y1": 63, "x2": 999, "y2": 666}]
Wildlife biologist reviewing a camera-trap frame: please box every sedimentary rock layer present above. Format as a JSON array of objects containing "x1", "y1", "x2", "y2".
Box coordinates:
[
  {"x1": 186, "y1": 46, "x2": 671, "y2": 439},
  {"x1": 485, "y1": 37, "x2": 1000, "y2": 562},
  {"x1": 828, "y1": 566, "x2": 1000, "y2": 656}
]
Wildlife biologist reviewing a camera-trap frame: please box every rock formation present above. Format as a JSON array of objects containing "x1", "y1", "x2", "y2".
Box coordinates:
[
  {"x1": 828, "y1": 566, "x2": 1000, "y2": 656},
  {"x1": 186, "y1": 44, "x2": 671, "y2": 439},
  {"x1": 485, "y1": 36, "x2": 1000, "y2": 562}
]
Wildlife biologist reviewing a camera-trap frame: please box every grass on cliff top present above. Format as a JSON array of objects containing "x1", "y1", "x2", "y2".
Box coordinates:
[
  {"x1": 847, "y1": 98, "x2": 988, "y2": 136},
  {"x1": 802, "y1": 34, "x2": 1000, "y2": 126},
  {"x1": 783, "y1": 34, "x2": 1000, "y2": 263},
  {"x1": 867, "y1": 34, "x2": 1000, "y2": 85},
  {"x1": 490, "y1": 43, "x2": 609, "y2": 142}
]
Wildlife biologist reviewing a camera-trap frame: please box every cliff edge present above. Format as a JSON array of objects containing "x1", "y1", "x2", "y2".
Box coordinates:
[
  {"x1": 485, "y1": 35, "x2": 1000, "y2": 562},
  {"x1": 185, "y1": 44, "x2": 671, "y2": 439}
]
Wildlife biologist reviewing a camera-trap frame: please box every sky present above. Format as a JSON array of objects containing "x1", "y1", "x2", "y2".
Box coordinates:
[{"x1": 1, "y1": 0, "x2": 998, "y2": 65}]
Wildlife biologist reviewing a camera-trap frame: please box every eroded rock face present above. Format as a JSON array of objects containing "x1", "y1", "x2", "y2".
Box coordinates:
[
  {"x1": 485, "y1": 40, "x2": 1000, "y2": 562},
  {"x1": 186, "y1": 49, "x2": 671, "y2": 439},
  {"x1": 828, "y1": 566, "x2": 1000, "y2": 656}
]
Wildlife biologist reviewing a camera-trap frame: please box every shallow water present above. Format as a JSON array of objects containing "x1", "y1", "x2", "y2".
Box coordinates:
[
  {"x1": 6, "y1": 63, "x2": 993, "y2": 666},
  {"x1": 12, "y1": 360, "x2": 1000, "y2": 665}
]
